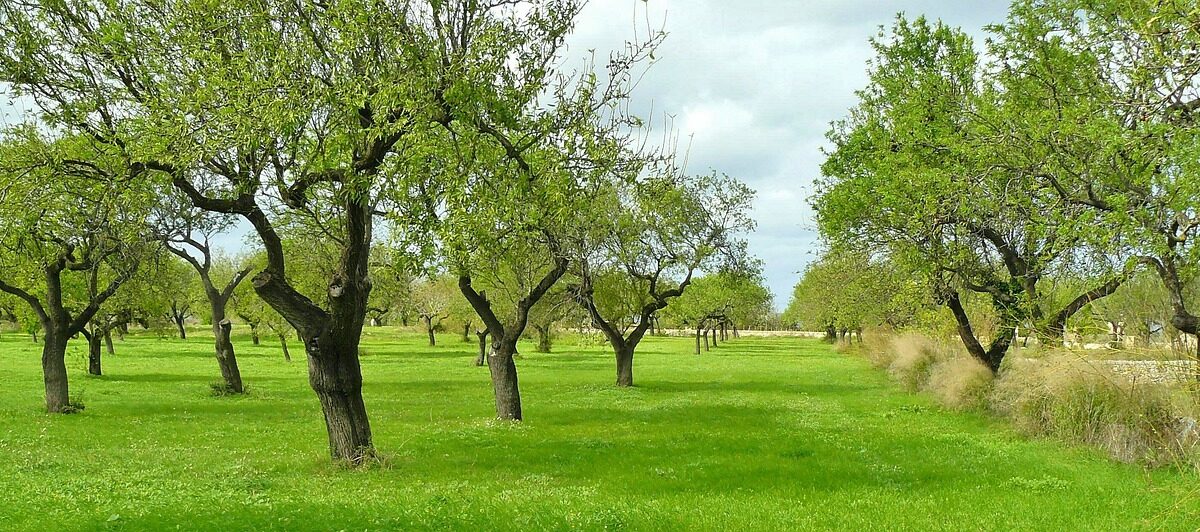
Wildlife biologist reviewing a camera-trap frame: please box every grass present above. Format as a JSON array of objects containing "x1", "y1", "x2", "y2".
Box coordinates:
[{"x1": 0, "y1": 328, "x2": 1196, "y2": 531}]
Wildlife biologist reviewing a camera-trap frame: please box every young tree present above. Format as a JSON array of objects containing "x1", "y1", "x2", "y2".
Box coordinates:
[
  {"x1": 573, "y1": 172, "x2": 755, "y2": 386},
  {"x1": 153, "y1": 197, "x2": 253, "y2": 392},
  {"x1": 411, "y1": 275, "x2": 455, "y2": 347}
]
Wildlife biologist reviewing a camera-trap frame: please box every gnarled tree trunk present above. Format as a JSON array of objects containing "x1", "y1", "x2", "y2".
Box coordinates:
[
  {"x1": 488, "y1": 340, "x2": 522, "y2": 420},
  {"x1": 42, "y1": 331, "x2": 70, "y2": 412},
  {"x1": 212, "y1": 306, "x2": 244, "y2": 393},
  {"x1": 615, "y1": 345, "x2": 634, "y2": 387}
]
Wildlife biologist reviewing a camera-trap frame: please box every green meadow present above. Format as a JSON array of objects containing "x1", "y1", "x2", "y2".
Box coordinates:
[{"x1": 0, "y1": 330, "x2": 1195, "y2": 531}]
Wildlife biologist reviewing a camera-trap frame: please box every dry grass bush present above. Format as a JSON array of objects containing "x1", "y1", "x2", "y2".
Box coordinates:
[
  {"x1": 859, "y1": 331, "x2": 1199, "y2": 470},
  {"x1": 991, "y1": 353, "x2": 1198, "y2": 469},
  {"x1": 887, "y1": 333, "x2": 950, "y2": 391},
  {"x1": 925, "y1": 356, "x2": 994, "y2": 411}
]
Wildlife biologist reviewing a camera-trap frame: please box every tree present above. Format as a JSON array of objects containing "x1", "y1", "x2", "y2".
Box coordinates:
[
  {"x1": 573, "y1": 172, "x2": 755, "y2": 386},
  {"x1": 153, "y1": 196, "x2": 253, "y2": 392},
  {"x1": 989, "y1": 0, "x2": 1200, "y2": 376},
  {"x1": 411, "y1": 275, "x2": 455, "y2": 347},
  {"x1": 815, "y1": 16, "x2": 1127, "y2": 372},
  {"x1": 0, "y1": 129, "x2": 151, "y2": 412}
]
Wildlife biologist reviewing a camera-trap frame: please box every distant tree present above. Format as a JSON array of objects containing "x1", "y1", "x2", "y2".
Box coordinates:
[
  {"x1": 412, "y1": 276, "x2": 456, "y2": 347},
  {"x1": 573, "y1": 172, "x2": 755, "y2": 385}
]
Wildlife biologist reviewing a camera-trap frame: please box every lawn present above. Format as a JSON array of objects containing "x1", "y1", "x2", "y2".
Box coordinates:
[{"x1": 0, "y1": 328, "x2": 1196, "y2": 531}]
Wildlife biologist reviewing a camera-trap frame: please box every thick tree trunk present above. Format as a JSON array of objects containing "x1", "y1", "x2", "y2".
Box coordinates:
[
  {"x1": 87, "y1": 330, "x2": 102, "y2": 376},
  {"x1": 211, "y1": 301, "x2": 244, "y2": 394},
  {"x1": 475, "y1": 330, "x2": 488, "y2": 366},
  {"x1": 535, "y1": 325, "x2": 551, "y2": 353},
  {"x1": 279, "y1": 334, "x2": 291, "y2": 362},
  {"x1": 306, "y1": 336, "x2": 373, "y2": 463},
  {"x1": 488, "y1": 342, "x2": 522, "y2": 420},
  {"x1": 615, "y1": 345, "x2": 634, "y2": 387},
  {"x1": 42, "y1": 331, "x2": 70, "y2": 413},
  {"x1": 104, "y1": 329, "x2": 114, "y2": 356}
]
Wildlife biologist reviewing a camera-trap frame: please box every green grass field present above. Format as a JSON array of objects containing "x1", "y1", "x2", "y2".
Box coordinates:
[{"x1": 0, "y1": 329, "x2": 1196, "y2": 531}]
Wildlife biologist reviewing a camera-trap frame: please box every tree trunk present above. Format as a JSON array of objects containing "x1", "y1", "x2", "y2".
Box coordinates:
[
  {"x1": 695, "y1": 327, "x2": 702, "y2": 355},
  {"x1": 720, "y1": 322, "x2": 727, "y2": 341},
  {"x1": 305, "y1": 336, "x2": 374, "y2": 463},
  {"x1": 424, "y1": 316, "x2": 436, "y2": 346},
  {"x1": 535, "y1": 325, "x2": 551, "y2": 353},
  {"x1": 42, "y1": 331, "x2": 70, "y2": 413},
  {"x1": 211, "y1": 301, "x2": 245, "y2": 394},
  {"x1": 733, "y1": 324, "x2": 739, "y2": 338},
  {"x1": 86, "y1": 330, "x2": 103, "y2": 376},
  {"x1": 615, "y1": 345, "x2": 634, "y2": 387},
  {"x1": 279, "y1": 334, "x2": 291, "y2": 362},
  {"x1": 710, "y1": 328, "x2": 718, "y2": 348},
  {"x1": 488, "y1": 341, "x2": 522, "y2": 420},
  {"x1": 703, "y1": 329, "x2": 710, "y2": 351},
  {"x1": 175, "y1": 316, "x2": 187, "y2": 340},
  {"x1": 104, "y1": 329, "x2": 114, "y2": 356},
  {"x1": 251, "y1": 325, "x2": 261, "y2": 345},
  {"x1": 475, "y1": 330, "x2": 488, "y2": 366}
]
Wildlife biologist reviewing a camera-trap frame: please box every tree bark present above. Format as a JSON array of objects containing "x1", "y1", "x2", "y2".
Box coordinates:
[
  {"x1": 945, "y1": 290, "x2": 1014, "y2": 373},
  {"x1": 42, "y1": 331, "x2": 70, "y2": 412},
  {"x1": 279, "y1": 334, "x2": 291, "y2": 362},
  {"x1": 710, "y1": 328, "x2": 718, "y2": 348},
  {"x1": 175, "y1": 315, "x2": 187, "y2": 340},
  {"x1": 615, "y1": 345, "x2": 634, "y2": 387},
  {"x1": 695, "y1": 327, "x2": 702, "y2": 354},
  {"x1": 535, "y1": 324, "x2": 551, "y2": 353},
  {"x1": 104, "y1": 329, "x2": 114, "y2": 356},
  {"x1": 424, "y1": 316, "x2": 436, "y2": 346},
  {"x1": 488, "y1": 341, "x2": 522, "y2": 420},
  {"x1": 475, "y1": 330, "x2": 489, "y2": 366},
  {"x1": 703, "y1": 329, "x2": 710, "y2": 351},
  {"x1": 305, "y1": 337, "x2": 373, "y2": 462},
  {"x1": 86, "y1": 329, "x2": 103, "y2": 376},
  {"x1": 210, "y1": 297, "x2": 245, "y2": 393}
]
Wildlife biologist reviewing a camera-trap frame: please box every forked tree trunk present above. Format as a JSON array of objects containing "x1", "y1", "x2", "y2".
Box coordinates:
[
  {"x1": 488, "y1": 341, "x2": 522, "y2": 421},
  {"x1": 86, "y1": 330, "x2": 102, "y2": 376},
  {"x1": 279, "y1": 334, "x2": 291, "y2": 362},
  {"x1": 615, "y1": 345, "x2": 634, "y2": 387},
  {"x1": 42, "y1": 331, "x2": 70, "y2": 413},
  {"x1": 475, "y1": 330, "x2": 488, "y2": 366}
]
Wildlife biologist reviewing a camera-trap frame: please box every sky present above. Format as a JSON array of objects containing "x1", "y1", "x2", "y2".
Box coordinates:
[
  {"x1": 565, "y1": 0, "x2": 1014, "y2": 309},
  {"x1": 0, "y1": 0, "x2": 1014, "y2": 311}
]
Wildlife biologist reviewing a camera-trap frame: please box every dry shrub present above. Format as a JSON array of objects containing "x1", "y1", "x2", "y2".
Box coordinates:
[
  {"x1": 925, "y1": 356, "x2": 994, "y2": 411},
  {"x1": 861, "y1": 328, "x2": 897, "y2": 368},
  {"x1": 887, "y1": 333, "x2": 950, "y2": 391},
  {"x1": 992, "y1": 353, "x2": 1199, "y2": 468}
]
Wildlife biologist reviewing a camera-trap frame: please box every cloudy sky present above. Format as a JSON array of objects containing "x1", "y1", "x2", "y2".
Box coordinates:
[{"x1": 567, "y1": 0, "x2": 1013, "y2": 308}]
